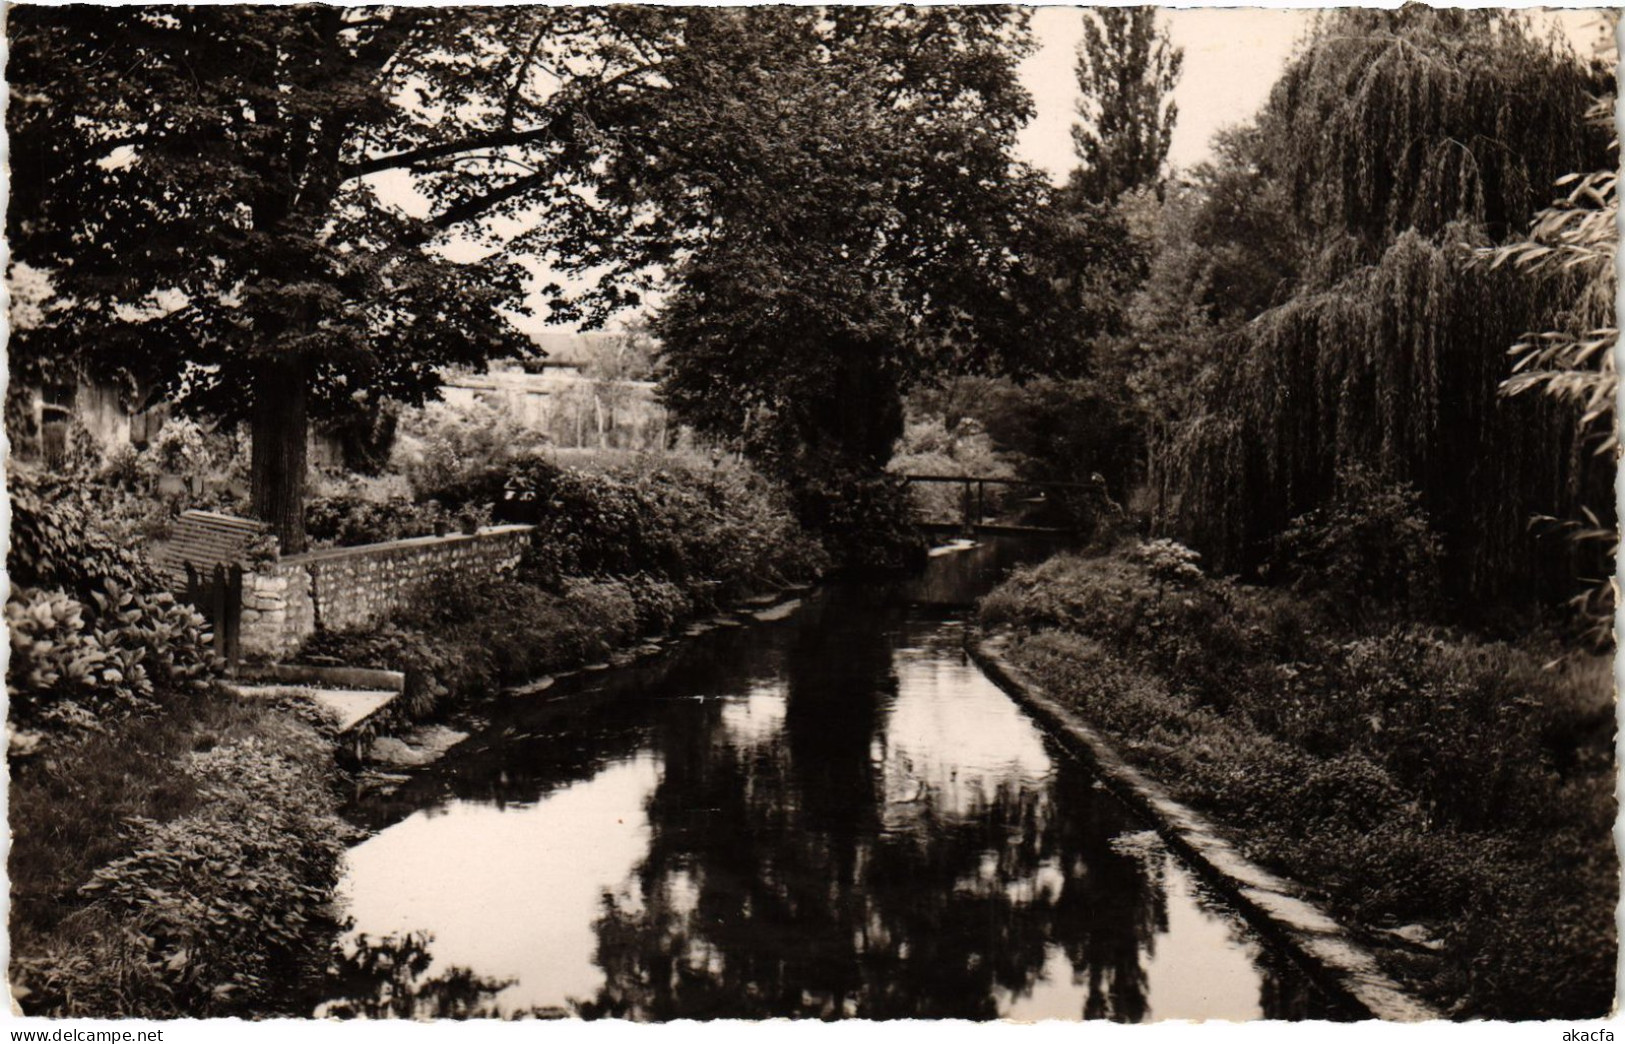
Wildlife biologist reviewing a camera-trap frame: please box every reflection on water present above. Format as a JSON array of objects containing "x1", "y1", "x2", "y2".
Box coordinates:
[
  {"x1": 335, "y1": 758, "x2": 660, "y2": 1016},
  {"x1": 319, "y1": 931, "x2": 522, "y2": 1020},
  {"x1": 897, "y1": 532, "x2": 1070, "y2": 609},
  {"x1": 318, "y1": 539, "x2": 1343, "y2": 1021}
]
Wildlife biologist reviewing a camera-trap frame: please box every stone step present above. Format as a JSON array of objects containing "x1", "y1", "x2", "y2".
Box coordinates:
[
  {"x1": 251, "y1": 662, "x2": 406, "y2": 693},
  {"x1": 230, "y1": 682, "x2": 400, "y2": 735}
]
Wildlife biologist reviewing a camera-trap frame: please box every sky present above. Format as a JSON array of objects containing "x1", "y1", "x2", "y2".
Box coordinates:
[
  {"x1": 1016, "y1": 6, "x2": 1613, "y2": 185},
  {"x1": 1016, "y1": 7, "x2": 1314, "y2": 181}
]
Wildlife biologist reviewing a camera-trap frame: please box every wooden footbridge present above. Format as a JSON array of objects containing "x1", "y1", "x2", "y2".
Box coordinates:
[{"x1": 899, "y1": 473, "x2": 1106, "y2": 536}]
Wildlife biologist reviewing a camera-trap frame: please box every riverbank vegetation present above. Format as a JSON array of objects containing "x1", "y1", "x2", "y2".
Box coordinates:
[
  {"x1": 303, "y1": 453, "x2": 828, "y2": 721},
  {"x1": 981, "y1": 539, "x2": 1613, "y2": 1018},
  {"x1": 953, "y1": 7, "x2": 1618, "y2": 1021},
  {"x1": 8, "y1": 466, "x2": 350, "y2": 1017},
  {"x1": 7, "y1": 446, "x2": 828, "y2": 1013}
]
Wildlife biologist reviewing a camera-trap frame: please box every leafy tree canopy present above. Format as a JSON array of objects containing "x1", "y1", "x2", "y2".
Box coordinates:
[
  {"x1": 6, "y1": 6, "x2": 563, "y2": 546},
  {"x1": 517, "y1": 8, "x2": 1061, "y2": 483},
  {"x1": 7, "y1": 6, "x2": 539, "y2": 422},
  {"x1": 9, "y1": 5, "x2": 1164, "y2": 549}
]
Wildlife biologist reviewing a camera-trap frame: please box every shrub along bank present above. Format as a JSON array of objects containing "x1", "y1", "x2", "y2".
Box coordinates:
[
  {"x1": 10, "y1": 688, "x2": 348, "y2": 1017},
  {"x1": 978, "y1": 543, "x2": 1615, "y2": 1019},
  {"x1": 8, "y1": 467, "x2": 351, "y2": 1017},
  {"x1": 301, "y1": 454, "x2": 830, "y2": 721}
]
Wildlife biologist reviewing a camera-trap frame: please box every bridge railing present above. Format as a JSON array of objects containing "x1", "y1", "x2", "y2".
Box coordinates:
[{"x1": 898, "y1": 473, "x2": 1102, "y2": 534}]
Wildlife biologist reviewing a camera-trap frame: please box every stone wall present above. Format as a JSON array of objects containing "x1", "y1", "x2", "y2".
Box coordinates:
[
  {"x1": 237, "y1": 525, "x2": 535, "y2": 661},
  {"x1": 238, "y1": 562, "x2": 316, "y2": 661}
]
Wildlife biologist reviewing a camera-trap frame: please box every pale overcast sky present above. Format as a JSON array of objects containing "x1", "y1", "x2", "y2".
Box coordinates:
[{"x1": 1016, "y1": 6, "x2": 1612, "y2": 184}]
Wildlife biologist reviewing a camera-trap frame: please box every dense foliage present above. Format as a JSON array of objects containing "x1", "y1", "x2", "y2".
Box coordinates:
[
  {"x1": 1491, "y1": 93, "x2": 1619, "y2": 453},
  {"x1": 303, "y1": 495, "x2": 462, "y2": 549},
  {"x1": 8, "y1": 5, "x2": 1102, "y2": 559},
  {"x1": 970, "y1": 378, "x2": 1140, "y2": 512},
  {"x1": 901, "y1": 376, "x2": 1140, "y2": 533},
  {"x1": 7, "y1": 466, "x2": 221, "y2": 735},
  {"x1": 304, "y1": 453, "x2": 829, "y2": 719},
  {"x1": 886, "y1": 412, "x2": 1018, "y2": 524},
  {"x1": 1267, "y1": 464, "x2": 1444, "y2": 625},
  {"x1": 389, "y1": 399, "x2": 549, "y2": 504},
  {"x1": 8, "y1": 584, "x2": 218, "y2": 734},
  {"x1": 6, "y1": 6, "x2": 545, "y2": 549},
  {"x1": 8, "y1": 461, "x2": 348, "y2": 1016},
  {"x1": 981, "y1": 547, "x2": 1615, "y2": 1018},
  {"x1": 11, "y1": 697, "x2": 348, "y2": 1018},
  {"x1": 9, "y1": 466, "x2": 162, "y2": 598},
  {"x1": 514, "y1": 458, "x2": 829, "y2": 596},
  {"x1": 514, "y1": 7, "x2": 1080, "y2": 549},
  {"x1": 305, "y1": 579, "x2": 641, "y2": 719},
  {"x1": 1486, "y1": 74, "x2": 1618, "y2": 641},
  {"x1": 1145, "y1": 10, "x2": 1613, "y2": 609},
  {"x1": 884, "y1": 9, "x2": 1180, "y2": 517}
]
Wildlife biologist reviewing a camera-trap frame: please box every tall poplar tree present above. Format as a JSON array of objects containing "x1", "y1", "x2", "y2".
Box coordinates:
[
  {"x1": 1041, "y1": 7, "x2": 1184, "y2": 376},
  {"x1": 1068, "y1": 7, "x2": 1183, "y2": 204}
]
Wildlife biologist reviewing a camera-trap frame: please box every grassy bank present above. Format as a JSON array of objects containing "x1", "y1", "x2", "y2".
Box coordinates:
[
  {"x1": 979, "y1": 545, "x2": 1615, "y2": 1019},
  {"x1": 10, "y1": 687, "x2": 349, "y2": 1017},
  {"x1": 301, "y1": 454, "x2": 829, "y2": 722}
]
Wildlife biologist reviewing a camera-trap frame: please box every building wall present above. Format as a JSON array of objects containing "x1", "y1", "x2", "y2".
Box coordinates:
[
  {"x1": 72, "y1": 379, "x2": 133, "y2": 448},
  {"x1": 441, "y1": 369, "x2": 668, "y2": 450},
  {"x1": 237, "y1": 524, "x2": 535, "y2": 660}
]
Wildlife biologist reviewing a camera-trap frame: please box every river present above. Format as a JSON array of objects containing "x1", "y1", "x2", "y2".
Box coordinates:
[{"x1": 313, "y1": 536, "x2": 1344, "y2": 1021}]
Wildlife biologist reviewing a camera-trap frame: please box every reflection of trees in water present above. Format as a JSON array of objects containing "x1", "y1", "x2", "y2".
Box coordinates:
[
  {"x1": 1259, "y1": 950, "x2": 1353, "y2": 1021},
  {"x1": 347, "y1": 628, "x2": 788, "y2": 833},
  {"x1": 326, "y1": 581, "x2": 1339, "y2": 1021},
  {"x1": 581, "y1": 602, "x2": 1170, "y2": 1020},
  {"x1": 319, "y1": 931, "x2": 573, "y2": 1020},
  {"x1": 1054, "y1": 795, "x2": 1167, "y2": 1022},
  {"x1": 319, "y1": 931, "x2": 516, "y2": 1020}
]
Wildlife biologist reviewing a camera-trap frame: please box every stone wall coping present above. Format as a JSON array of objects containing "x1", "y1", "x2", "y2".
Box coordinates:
[{"x1": 281, "y1": 524, "x2": 536, "y2": 566}]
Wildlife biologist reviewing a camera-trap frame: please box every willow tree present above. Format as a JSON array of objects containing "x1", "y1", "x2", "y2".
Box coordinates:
[
  {"x1": 1489, "y1": 19, "x2": 1619, "y2": 636},
  {"x1": 1152, "y1": 9, "x2": 1612, "y2": 604}
]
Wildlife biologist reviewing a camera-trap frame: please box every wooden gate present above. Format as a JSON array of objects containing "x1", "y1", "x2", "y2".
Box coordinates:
[{"x1": 183, "y1": 562, "x2": 244, "y2": 671}]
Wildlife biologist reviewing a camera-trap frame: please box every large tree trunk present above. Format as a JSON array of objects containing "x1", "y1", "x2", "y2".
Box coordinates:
[{"x1": 250, "y1": 357, "x2": 310, "y2": 554}]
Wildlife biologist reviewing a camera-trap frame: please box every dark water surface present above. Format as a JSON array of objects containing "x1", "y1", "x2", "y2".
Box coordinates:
[{"x1": 317, "y1": 538, "x2": 1340, "y2": 1021}]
